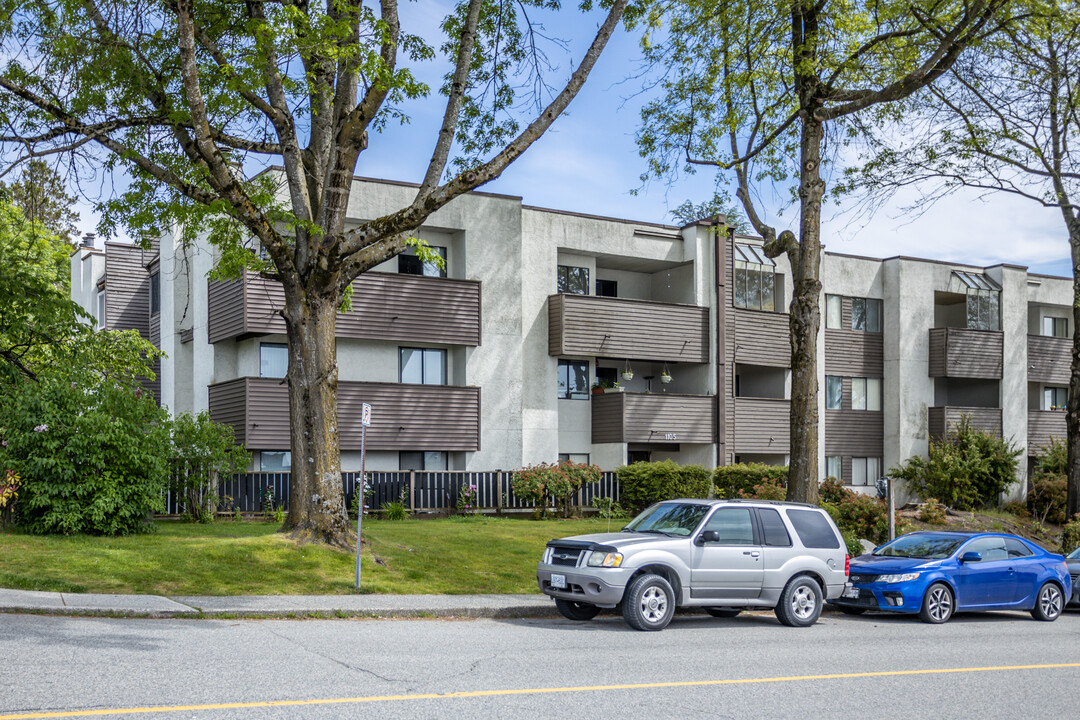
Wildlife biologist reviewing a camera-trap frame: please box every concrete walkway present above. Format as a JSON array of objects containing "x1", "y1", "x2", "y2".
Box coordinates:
[{"x1": 0, "y1": 588, "x2": 556, "y2": 619}]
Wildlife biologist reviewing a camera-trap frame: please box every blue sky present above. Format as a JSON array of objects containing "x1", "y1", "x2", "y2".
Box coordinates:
[{"x1": 71, "y1": 1, "x2": 1073, "y2": 278}]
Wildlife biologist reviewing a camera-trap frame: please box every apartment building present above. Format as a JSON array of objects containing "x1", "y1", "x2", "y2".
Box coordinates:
[{"x1": 70, "y1": 175, "x2": 1073, "y2": 496}]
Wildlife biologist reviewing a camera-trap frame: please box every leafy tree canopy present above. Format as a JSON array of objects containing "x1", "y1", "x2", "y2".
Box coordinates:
[{"x1": 0, "y1": 160, "x2": 80, "y2": 245}]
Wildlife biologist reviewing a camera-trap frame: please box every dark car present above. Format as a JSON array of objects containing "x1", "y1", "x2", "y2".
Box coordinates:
[
  {"x1": 1067, "y1": 547, "x2": 1080, "y2": 607},
  {"x1": 830, "y1": 531, "x2": 1071, "y2": 623}
]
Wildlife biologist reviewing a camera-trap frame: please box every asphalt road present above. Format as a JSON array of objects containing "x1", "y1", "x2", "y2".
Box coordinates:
[{"x1": 3, "y1": 609, "x2": 1080, "y2": 719}]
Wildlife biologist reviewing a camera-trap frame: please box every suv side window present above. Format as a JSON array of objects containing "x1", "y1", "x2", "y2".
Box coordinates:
[
  {"x1": 756, "y1": 508, "x2": 792, "y2": 547},
  {"x1": 786, "y1": 509, "x2": 841, "y2": 549},
  {"x1": 1004, "y1": 537, "x2": 1034, "y2": 558},
  {"x1": 701, "y1": 508, "x2": 755, "y2": 545}
]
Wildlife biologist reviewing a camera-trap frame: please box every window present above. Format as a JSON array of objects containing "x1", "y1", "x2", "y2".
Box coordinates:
[
  {"x1": 260, "y1": 451, "x2": 291, "y2": 471},
  {"x1": 701, "y1": 508, "x2": 755, "y2": 545},
  {"x1": 852, "y1": 377, "x2": 881, "y2": 411},
  {"x1": 962, "y1": 536, "x2": 1008, "y2": 562},
  {"x1": 826, "y1": 376, "x2": 842, "y2": 410},
  {"x1": 825, "y1": 295, "x2": 842, "y2": 329},
  {"x1": 826, "y1": 456, "x2": 842, "y2": 481},
  {"x1": 1004, "y1": 537, "x2": 1034, "y2": 558},
  {"x1": 558, "y1": 359, "x2": 589, "y2": 400},
  {"x1": 733, "y1": 243, "x2": 775, "y2": 311},
  {"x1": 950, "y1": 271, "x2": 1001, "y2": 330},
  {"x1": 260, "y1": 343, "x2": 288, "y2": 378},
  {"x1": 851, "y1": 297, "x2": 882, "y2": 332},
  {"x1": 399, "y1": 451, "x2": 448, "y2": 471},
  {"x1": 398, "y1": 246, "x2": 447, "y2": 277},
  {"x1": 757, "y1": 508, "x2": 792, "y2": 547},
  {"x1": 786, "y1": 509, "x2": 841, "y2": 549},
  {"x1": 96, "y1": 290, "x2": 106, "y2": 329},
  {"x1": 851, "y1": 457, "x2": 881, "y2": 486},
  {"x1": 1044, "y1": 317, "x2": 1068, "y2": 338},
  {"x1": 558, "y1": 453, "x2": 590, "y2": 464},
  {"x1": 595, "y1": 279, "x2": 617, "y2": 297},
  {"x1": 557, "y1": 265, "x2": 589, "y2": 295},
  {"x1": 595, "y1": 367, "x2": 618, "y2": 388},
  {"x1": 150, "y1": 272, "x2": 160, "y2": 315},
  {"x1": 1044, "y1": 387, "x2": 1067, "y2": 411},
  {"x1": 400, "y1": 348, "x2": 446, "y2": 385}
]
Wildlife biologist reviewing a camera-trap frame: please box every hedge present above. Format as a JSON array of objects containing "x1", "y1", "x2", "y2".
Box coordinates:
[{"x1": 616, "y1": 460, "x2": 712, "y2": 513}]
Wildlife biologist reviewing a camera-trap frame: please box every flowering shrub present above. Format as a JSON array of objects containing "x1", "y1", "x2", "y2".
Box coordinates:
[
  {"x1": 512, "y1": 461, "x2": 599, "y2": 518},
  {"x1": 0, "y1": 469, "x2": 19, "y2": 525},
  {"x1": 457, "y1": 482, "x2": 478, "y2": 515}
]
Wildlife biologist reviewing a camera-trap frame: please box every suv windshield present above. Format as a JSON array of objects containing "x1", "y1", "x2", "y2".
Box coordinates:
[
  {"x1": 1068, "y1": 547, "x2": 1080, "y2": 560},
  {"x1": 624, "y1": 503, "x2": 709, "y2": 537},
  {"x1": 874, "y1": 534, "x2": 965, "y2": 559}
]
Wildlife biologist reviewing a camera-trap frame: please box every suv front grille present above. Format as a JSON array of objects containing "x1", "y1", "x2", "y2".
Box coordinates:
[{"x1": 549, "y1": 547, "x2": 584, "y2": 567}]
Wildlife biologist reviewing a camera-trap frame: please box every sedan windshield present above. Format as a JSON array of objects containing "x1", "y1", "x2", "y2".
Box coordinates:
[
  {"x1": 624, "y1": 503, "x2": 710, "y2": 537},
  {"x1": 874, "y1": 535, "x2": 965, "y2": 559}
]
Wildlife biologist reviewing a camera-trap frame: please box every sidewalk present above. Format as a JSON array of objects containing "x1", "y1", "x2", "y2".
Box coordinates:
[{"x1": 0, "y1": 588, "x2": 556, "y2": 619}]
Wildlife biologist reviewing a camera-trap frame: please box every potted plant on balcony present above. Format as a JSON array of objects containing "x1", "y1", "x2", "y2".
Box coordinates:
[
  {"x1": 592, "y1": 381, "x2": 605, "y2": 395},
  {"x1": 604, "y1": 382, "x2": 624, "y2": 393},
  {"x1": 621, "y1": 360, "x2": 634, "y2": 381},
  {"x1": 660, "y1": 364, "x2": 673, "y2": 385}
]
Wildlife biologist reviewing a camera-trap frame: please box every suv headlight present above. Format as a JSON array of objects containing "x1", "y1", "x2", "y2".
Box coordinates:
[
  {"x1": 587, "y1": 551, "x2": 623, "y2": 568},
  {"x1": 879, "y1": 573, "x2": 920, "y2": 583},
  {"x1": 542, "y1": 547, "x2": 554, "y2": 564}
]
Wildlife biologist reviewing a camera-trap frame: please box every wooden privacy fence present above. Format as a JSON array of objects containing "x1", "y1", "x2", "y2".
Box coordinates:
[{"x1": 163, "y1": 470, "x2": 621, "y2": 516}]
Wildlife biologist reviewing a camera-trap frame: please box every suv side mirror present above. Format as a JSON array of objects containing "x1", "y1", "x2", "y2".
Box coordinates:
[
  {"x1": 697, "y1": 530, "x2": 720, "y2": 545},
  {"x1": 960, "y1": 551, "x2": 982, "y2": 564}
]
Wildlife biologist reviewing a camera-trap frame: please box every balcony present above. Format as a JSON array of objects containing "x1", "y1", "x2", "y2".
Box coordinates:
[
  {"x1": 1028, "y1": 410, "x2": 1067, "y2": 454},
  {"x1": 548, "y1": 294, "x2": 708, "y2": 363},
  {"x1": 208, "y1": 377, "x2": 480, "y2": 451},
  {"x1": 733, "y1": 309, "x2": 790, "y2": 367},
  {"x1": 1028, "y1": 335, "x2": 1070, "y2": 384},
  {"x1": 207, "y1": 271, "x2": 481, "y2": 345},
  {"x1": 591, "y1": 392, "x2": 715, "y2": 444},
  {"x1": 927, "y1": 327, "x2": 1003, "y2": 379},
  {"x1": 928, "y1": 406, "x2": 1002, "y2": 440},
  {"x1": 732, "y1": 397, "x2": 790, "y2": 454}
]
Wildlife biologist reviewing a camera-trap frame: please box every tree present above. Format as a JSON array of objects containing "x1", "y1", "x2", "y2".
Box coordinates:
[
  {"x1": 0, "y1": 0, "x2": 630, "y2": 546},
  {"x1": 635, "y1": 0, "x2": 1007, "y2": 503},
  {"x1": 0, "y1": 160, "x2": 80, "y2": 245},
  {"x1": 844, "y1": 1, "x2": 1080, "y2": 517},
  {"x1": 169, "y1": 411, "x2": 251, "y2": 522}
]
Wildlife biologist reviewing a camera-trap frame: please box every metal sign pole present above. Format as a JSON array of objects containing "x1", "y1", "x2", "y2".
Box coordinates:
[{"x1": 355, "y1": 402, "x2": 372, "y2": 590}]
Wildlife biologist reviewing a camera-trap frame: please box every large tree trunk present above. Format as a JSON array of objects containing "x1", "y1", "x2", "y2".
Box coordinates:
[
  {"x1": 282, "y1": 274, "x2": 353, "y2": 547},
  {"x1": 786, "y1": 115, "x2": 825, "y2": 505},
  {"x1": 1067, "y1": 217, "x2": 1080, "y2": 520}
]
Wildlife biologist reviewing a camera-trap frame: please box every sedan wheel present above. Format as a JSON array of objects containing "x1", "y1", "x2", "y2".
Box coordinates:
[
  {"x1": 1030, "y1": 582, "x2": 1063, "y2": 622},
  {"x1": 919, "y1": 583, "x2": 954, "y2": 624},
  {"x1": 622, "y1": 573, "x2": 676, "y2": 631}
]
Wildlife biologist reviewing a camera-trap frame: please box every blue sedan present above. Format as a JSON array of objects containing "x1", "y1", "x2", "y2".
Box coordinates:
[{"x1": 830, "y1": 531, "x2": 1071, "y2": 623}]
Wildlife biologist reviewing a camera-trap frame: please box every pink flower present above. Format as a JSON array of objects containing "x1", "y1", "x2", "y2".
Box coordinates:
[{"x1": 33, "y1": 425, "x2": 48, "y2": 433}]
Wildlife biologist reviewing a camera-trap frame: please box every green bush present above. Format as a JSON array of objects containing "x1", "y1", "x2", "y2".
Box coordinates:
[
  {"x1": 0, "y1": 377, "x2": 170, "y2": 535},
  {"x1": 713, "y1": 463, "x2": 788, "y2": 499},
  {"x1": 918, "y1": 498, "x2": 947, "y2": 525},
  {"x1": 890, "y1": 417, "x2": 1021, "y2": 510},
  {"x1": 169, "y1": 411, "x2": 250, "y2": 522},
  {"x1": 513, "y1": 462, "x2": 598, "y2": 518},
  {"x1": 617, "y1": 460, "x2": 712, "y2": 513},
  {"x1": 736, "y1": 478, "x2": 786, "y2": 501},
  {"x1": 818, "y1": 479, "x2": 891, "y2": 546},
  {"x1": 1027, "y1": 473, "x2": 1067, "y2": 525},
  {"x1": 1060, "y1": 514, "x2": 1080, "y2": 555}
]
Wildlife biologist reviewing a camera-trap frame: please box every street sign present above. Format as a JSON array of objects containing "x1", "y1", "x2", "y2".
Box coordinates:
[
  {"x1": 356, "y1": 402, "x2": 372, "y2": 589},
  {"x1": 361, "y1": 402, "x2": 372, "y2": 427}
]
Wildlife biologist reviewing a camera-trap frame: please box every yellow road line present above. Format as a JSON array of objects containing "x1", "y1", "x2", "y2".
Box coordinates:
[{"x1": 4, "y1": 663, "x2": 1080, "y2": 719}]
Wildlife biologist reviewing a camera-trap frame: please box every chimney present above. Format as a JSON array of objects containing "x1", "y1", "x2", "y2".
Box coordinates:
[{"x1": 80, "y1": 232, "x2": 96, "y2": 249}]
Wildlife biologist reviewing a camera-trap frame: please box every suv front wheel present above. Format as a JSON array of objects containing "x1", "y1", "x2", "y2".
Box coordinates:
[
  {"x1": 774, "y1": 575, "x2": 823, "y2": 627},
  {"x1": 622, "y1": 573, "x2": 676, "y2": 631}
]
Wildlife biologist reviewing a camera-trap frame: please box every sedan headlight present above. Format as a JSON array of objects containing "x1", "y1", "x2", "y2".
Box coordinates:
[
  {"x1": 587, "y1": 551, "x2": 623, "y2": 568},
  {"x1": 879, "y1": 573, "x2": 921, "y2": 583}
]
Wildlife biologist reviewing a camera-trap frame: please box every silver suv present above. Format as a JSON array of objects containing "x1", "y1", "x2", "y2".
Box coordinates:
[{"x1": 537, "y1": 499, "x2": 848, "y2": 631}]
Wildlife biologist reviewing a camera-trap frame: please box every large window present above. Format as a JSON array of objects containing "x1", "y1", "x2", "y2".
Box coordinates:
[
  {"x1": 1044, "y1": 317, "x2": 1068, "y2": 338},
  {"x1": 733, "y1": 243, "x2": 775, "y2": 311},
  {"x1": 260, "y1": 343, "x2": 288, "y2": 378},
  {"x1": 701, "y1": 508, "x2": 755, "y2": 545},
  {"x1": 399, "y1": 246, "x2": 447, "y2": 277},
  {"x1": 261, "y1": 451, "x2": 291, "y2": 471},
  {"x1": 826, "y1": 456, "x2": 842, "y2": 481},
  {"x1": 851, "y1": 457, "x2": 881, "y2": 486},
  {"x1": 852, "y1": 297, "x2": 882, "y2": 332},
  {"x1": 400, "y1": 451, "x2": 448, "y2": 471},
  {"x1": 150, "y1": 272, "x2": 160, "y2": 315},
  {"x1": 851, "y1": 377, "x2": 882, "y2": 411},
  {"x1": 400, "y1": 348, "x2": 446, "y2": 385},
  {"x1": 558, "y1": 359, "x2": 589, "y2": 400},
  {"x1": 825, "y1": 295, "x2": 842, "y2": 329},
  {"x1": 1045, "y1": 387, "x2": 1067, "y2": 411},
  {"x1": 826, "y1": 376, "x2": 842, "y2": 409},
  {"x1": 950, "y1": 271, "x2": 1001, "y2": 330},
  {"x1": 557, "y1": 265, "x2": 589, "y2": 295}
]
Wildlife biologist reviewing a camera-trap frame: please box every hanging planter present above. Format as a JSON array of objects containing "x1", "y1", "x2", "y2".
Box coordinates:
[
  {"x1": 621, "y1": 359, "x2": 634, "y2": 381},
  {"x1": 660, "y1": 363, "x2": 673, "y2": 384}
]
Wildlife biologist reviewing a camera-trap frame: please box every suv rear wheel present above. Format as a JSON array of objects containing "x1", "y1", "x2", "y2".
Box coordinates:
[
  {"x1": 774, "y1": 575, "x2": 823, "y2": 627},
  {"x1": 555, "y1": 599, "x2": 600, "y2": 621},
  {"x1": 622, "y1": 573, "x2": 676, "y2": 631}
]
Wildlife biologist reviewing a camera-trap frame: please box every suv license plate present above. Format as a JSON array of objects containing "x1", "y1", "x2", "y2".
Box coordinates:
[
  {"x1": 551, "y1": 574, "x2": 566, "y2": 589},
  {"x1": 842, "y1": 585, "x2": 859, "y2": 599}
]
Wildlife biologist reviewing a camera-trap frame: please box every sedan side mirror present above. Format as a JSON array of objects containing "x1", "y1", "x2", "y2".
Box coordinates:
[
  {"x1": 960, "y1": 551, "x2": 982, "y2": 564},
  {"x1": 697, "y1": 530, "x2": 720, "y2": 545}
]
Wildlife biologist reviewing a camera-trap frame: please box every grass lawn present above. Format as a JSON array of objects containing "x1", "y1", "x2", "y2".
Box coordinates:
[{"x1": 0, "y1": 515, "x2": 621, "y2": 596}]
